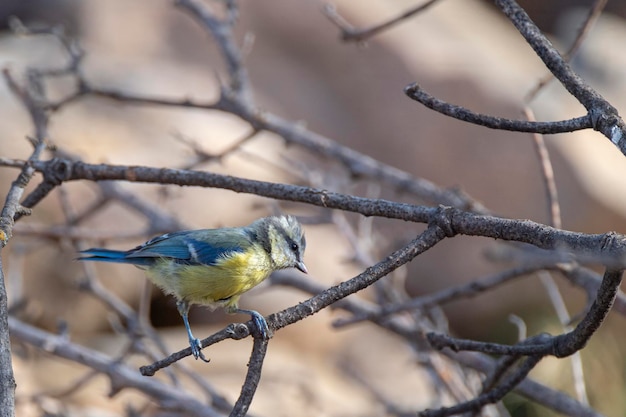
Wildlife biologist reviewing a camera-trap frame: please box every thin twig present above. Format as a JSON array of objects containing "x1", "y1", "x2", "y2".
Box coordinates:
[
  {"x1": 428, "y1": 268, "x2": 623, "y2": 357},
  {"x1": 176, "y1": 0, "x2": 251, "y2": 100},
  {"x1": 524, "y1": 107, "x2": 561, "y2": 228},
  {"x1": 525, "y1": 106, "x2": 589, "y2": 403},
  {"x1": 333, "y1": 261, "x2": 565, "y2": 327},
  {"x1": 83, "y1": 85, "x2": 486, "y2": 210},
  {"x1": 419, "y1": 355, "x2": 542, "y2": 417},
  {"x1": 8, "y1": 317, "x2": 222, "y2": 417},
  {"x1": 271, "y1": 271, "x2": 602, "y2": 417},
  {"x1": 495, "y1": 0, "x2": 626, "y2": 150},
  {"x1": 404, "y1": 82, "x2": 592, "y2": 134},
  {"x1": 525, "y1": 0, "x2": 609, "y2": 101},
  {"x1": 323, "y1": 0, "x2": 441, "y2": 42}
]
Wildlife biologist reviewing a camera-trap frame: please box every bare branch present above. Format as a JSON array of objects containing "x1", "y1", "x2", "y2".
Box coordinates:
[
  {"x1": 420, "y1": 355, "x2": 542, "y2": 417},
  {"x1": 404, "y1": 82, "x2": 592, "y2": 134},
  {"x1": 4, "y1": 158, "x2": 626, "y2": 266},
  {"x1": 525, "y1": 0, "x2": 609, "y2": 101},
  {"x1": 271, "y1": 271, "x2": 601, "y2": 416},
  {"x1": 78, "y1": 86, "x2": 485, "y2": 210},
  {"x1": 323, "y1": 0, "x2": 441, "y2": 42},
  {"x1": 428, "y1": 268, "x2": 623, "y2": 357},
  {"x1": 230, "y1": 337, "x2": 269, "y2": 417},
  {"x1": 495, "y1": 0, "x2": 626, "y2": 150},
  {"x1": 524, "y1": 107, "x2": 561, "y2": 228},
  {"x1": 8, "y1": 317, "x2": 222, "y2": 417},
  {"x1": 334, "y1": 261, "x2": 568, "y2": 327},
  {"x1": 176, "y1": 0, "x2": 251, "y2": 99},
  {"x1": 4, "y1": 1, "x2": 626, "y2": 415},
  {"x1": 0, "y1": 64, "x2": 55, "y2": 417}
]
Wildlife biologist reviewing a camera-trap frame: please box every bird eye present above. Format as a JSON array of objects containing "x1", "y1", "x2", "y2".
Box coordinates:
[{"x1": 290, "y1": 242, "x2": 299, "y2": 252}]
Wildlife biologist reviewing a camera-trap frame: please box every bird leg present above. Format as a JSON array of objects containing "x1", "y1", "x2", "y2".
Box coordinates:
[{"x1": 176, "y1": 300, "x2": 209, "y2": 362}]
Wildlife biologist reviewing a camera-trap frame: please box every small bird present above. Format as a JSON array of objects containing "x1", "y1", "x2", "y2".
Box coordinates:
[{"x1": 78, "y1": 215, "x2": 307, "y2": 361}]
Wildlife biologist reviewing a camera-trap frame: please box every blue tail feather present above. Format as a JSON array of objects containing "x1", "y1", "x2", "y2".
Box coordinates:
[{"x1": 77, "y1": 248, "x2": 154, "y2": 266}]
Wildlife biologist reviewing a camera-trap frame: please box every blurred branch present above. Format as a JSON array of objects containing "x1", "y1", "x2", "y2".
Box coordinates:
[
  {"x1": 525, "y1": 107, "x2": 561, "y2": 229},
  {"x1": 420, "y1": 354, "x2": 543, "y2": 417},
  {"x1": 340, "y1": 362, "x2": 415, "y2": 417},
  {"x1": 32, "y1": 3, "x2": 485, "y2": 213},
  {"x1": 10, "y1": 8, "x2": 482, "y2": 231},
  {"x1": 333, "y1": 261, "x2": 568, "y2": 327},
  {"x1": 270, "y1": 271, "x2": 601, "y2": 417},
  {"x1": 526, "y1": 106, "x2": 589, "y2": 404},
  {"x1": 7, "y1": 317, "x2": 222, "y2": 417},
  {"x1": 0, "y1": 60, "x2": 57, "y2": 417},
  {"x1": 97, "y1": 181, "x2": 187, "y2": 234},
  {"x1": 428, "y1": 268, "x2": 623, "y2": 357},
  {"x1": 540, "y1": 270, "x2": 590, "y2": 405},
  {"x1": 525, "y1": 0, "x2": 608, "y2": 101},
  {"x1": 323, "y1": 0, "x2": 441, "y2": 42},
  {"x1": 8, "y1": 17, "x2": 85, "y2": 78},
  {"x1": 176, "y1": 0, "x2": 251, "y2": 100},
  {"x1": 69, "y1": 85, "x2": 486, "y2": 211}
]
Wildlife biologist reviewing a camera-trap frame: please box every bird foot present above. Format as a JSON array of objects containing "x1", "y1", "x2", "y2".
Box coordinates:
[
  {"x1": 230, "y1": 308, "x2": 272, "y2": 339},
  {"x1": 190, "y1": 337, "x2": 210, "y2": 362},
  {"x1": 249, "y1": 311, "x2": 271, "y2": 340}
]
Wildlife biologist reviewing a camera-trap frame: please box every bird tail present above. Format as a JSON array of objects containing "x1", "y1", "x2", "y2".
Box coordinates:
[{"x1": 77, "y1": 248, "x2": 149, "y2": 265}]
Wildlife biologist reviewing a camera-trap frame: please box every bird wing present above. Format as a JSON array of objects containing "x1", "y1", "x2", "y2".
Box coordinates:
[{"x1": 125, "y1": 229, "x2": 248, "y2": 266}]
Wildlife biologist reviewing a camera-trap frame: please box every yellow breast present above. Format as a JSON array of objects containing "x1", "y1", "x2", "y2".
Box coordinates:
[{"x1": 146, "y1": 246, "x2": 273, "y2": 308}]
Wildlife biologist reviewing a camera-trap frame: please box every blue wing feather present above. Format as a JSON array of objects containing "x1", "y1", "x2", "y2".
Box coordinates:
[
  {"x1": 184, "y1": 238, "x2": 243, "y2": 265},
  {"x1": 79, "y1": 229, "x2": 248, "y2": 267}
]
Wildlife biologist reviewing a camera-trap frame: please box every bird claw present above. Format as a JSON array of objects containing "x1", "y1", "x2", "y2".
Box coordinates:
[
  {"x1": 228, "y1": 308, "x2": 272, "y2": 339},
  {"x1": 250, "y1": 312, "x2": 271, "y2": 340},
  {"x1": 190, "y1": 337, "x2": 210, "y2": 362}
]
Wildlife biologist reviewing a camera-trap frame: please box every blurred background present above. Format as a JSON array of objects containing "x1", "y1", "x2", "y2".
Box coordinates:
[{"x1": 2, "y1": 0, "x2": 626, "y2": 416}]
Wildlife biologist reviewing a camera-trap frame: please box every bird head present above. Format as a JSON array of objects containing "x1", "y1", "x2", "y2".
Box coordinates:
[{"x1": 252, "y1": 215, "x2": 307, "y2": 273}]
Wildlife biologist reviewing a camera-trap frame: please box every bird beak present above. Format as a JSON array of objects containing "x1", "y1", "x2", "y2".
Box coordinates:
[{"x1": 296, "y1": 261, "x2": 308, "y2": 274}]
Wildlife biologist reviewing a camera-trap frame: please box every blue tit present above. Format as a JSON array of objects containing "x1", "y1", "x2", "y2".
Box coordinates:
[{"x1": 78, "y1": 215, "x2": 307, "y2": 361}]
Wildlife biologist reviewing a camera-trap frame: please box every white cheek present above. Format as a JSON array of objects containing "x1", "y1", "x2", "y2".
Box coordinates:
[{"x1": 270, "y1": 247, "x2": 288, "y2": 266}]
